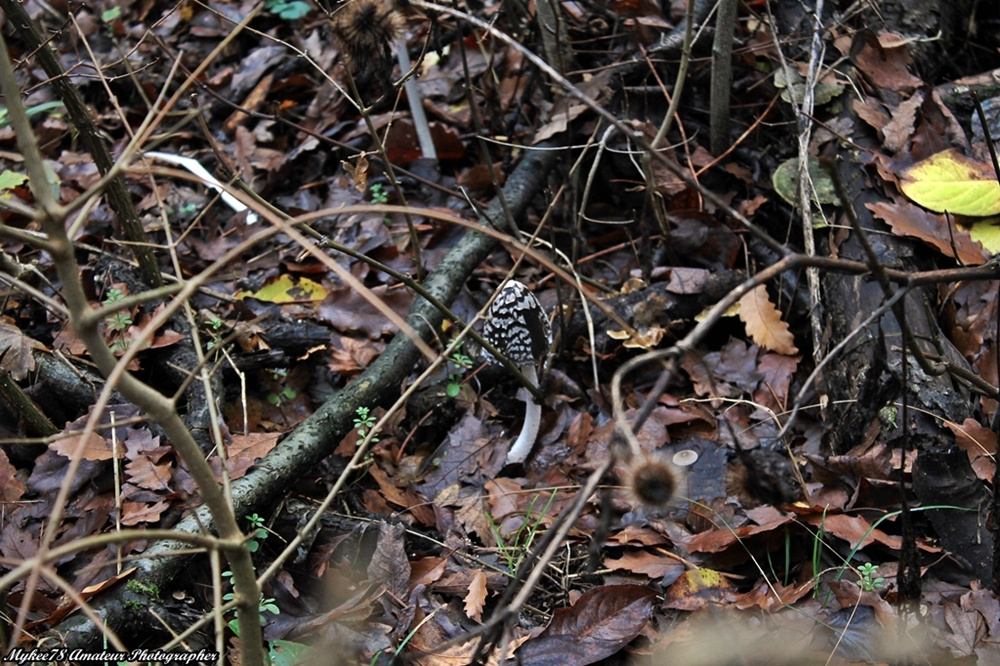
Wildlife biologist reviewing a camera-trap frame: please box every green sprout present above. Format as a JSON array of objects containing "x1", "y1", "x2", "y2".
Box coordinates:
[
  {"x1": 354, "y1": 405, "x2": 378, "y2": 444},
  {"x1": 370, "y1": 182, "x2": 389, "y2": 204},
  {"x1": 446, "y1": 341, "x2": 474, "y2": 398},
  {"x1": 103, "y1": 288, "x2": 133, "y2": 353},
  {"x1": 856, "y1": 562, "x2": 885, "y2": 591},
  {"x1": 267, "y1": 369, "x2": 297, "y2": 405}
]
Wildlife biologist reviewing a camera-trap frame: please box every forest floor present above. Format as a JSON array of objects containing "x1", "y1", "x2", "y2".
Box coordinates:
[{"x1": 3, "y1": 0, "x2": 1000, "y2": 664}]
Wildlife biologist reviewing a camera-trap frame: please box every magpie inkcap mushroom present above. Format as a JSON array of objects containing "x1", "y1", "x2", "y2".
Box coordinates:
[{"x1": 482, "y1": 280, "x2": 551, "y2": 464}]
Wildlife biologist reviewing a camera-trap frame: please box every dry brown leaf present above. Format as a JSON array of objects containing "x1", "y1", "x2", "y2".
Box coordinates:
[
  {"x1": 604, "y1": 549, "x2": 684, "y2": 579},
  {"x1": 868, "y1": 200, "x2": 989, "y2": 266},
  {"x1": 227, "y1": 432, "x2": 281, "y2": 480},
  {"x1": 945, "y1": 417, "x2": 997, "y2": 482},
  {"x1": 0, "y1": 321, "x2": 45, "y2": 380},
  {"x1": 121, "y1": 499, "x2": 170, "y2": 526},
  {"x1": 738, "y1": 284, "x2": 798, "y2": 355},
  {"x1": 810, "y1": 512, "x2": 902, "y2": 550},
  {"x1": 50, "y1": 430, "x2": 112, "y2": 461},
  {"x1": 464, "y1": 569, "x2": 488, "y2": 622},
  {"x1": 0, "y1": 448, "x2": 25, "y2": 502},
  {"x1": 125, "y1": 454, "x2": 172, "y2": 492}
]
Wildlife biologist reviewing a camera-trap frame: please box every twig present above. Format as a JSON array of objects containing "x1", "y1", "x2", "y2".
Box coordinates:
[
  {"x1": 709, "y1": 0, "x2": 738, "y2": 155},
  {"x1": 0, "y1": 0, "x2": 162, "y2": 287}
]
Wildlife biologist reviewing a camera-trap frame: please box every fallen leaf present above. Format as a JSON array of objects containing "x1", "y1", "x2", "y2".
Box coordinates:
[
  {"x1": 899, "y1": 149, "x2": 1000, "y2": 216},
  {"x1": 517, "y1": 585, "x2": 656, "y2": 664},
  {"x1": 226, "y1": 432, "x2": 281, "y2": 480},
  {"x1": 945, "y1": 418, "x2": 997, "y2": 482},
  {"x1": 463, "y1": 569, "x2": 487, "y2": 622},
  {"x1": 121, "y1": 500, "x2": 171, "y2": 526},
  {"x1": 808, "y1": 512, "x2": 902, "y2": 550},
  {"x1": 738, "y1": 285, "x2": 798, "y2": 355},
  {"x1": 125, "y1": 453, "x2": 172, "y2": 492},
  {"x1": 50, "y1": 430, "x2": 112, "y2": 461},
  {"x1": 246, "y1": 274, "x2": 328, "y2": 303},
  {"x1": 662, "y1": 568, "x2": 738, "y2": 611},
  {"x1": 367, "y1": 522, "x2": 411, "y2": 603},
  {"x1": 0, "y1": 448, "x2": 25, "y2": 502},
  {"x1": 868, "y1": 199, "x2": 989, "y2": 265},
  {"x1": 0, "y1": 321, "x2": 45, "y2": 380},
  {"x1": 771, "y1": 157, "x2": 838, "y2": 208},
  {"x1": 604, "y1": 549, "x2": 684, "y2": 579}
]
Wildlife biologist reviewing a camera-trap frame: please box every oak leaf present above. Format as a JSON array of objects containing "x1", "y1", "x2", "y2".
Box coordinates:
[
  {"x1": 463, "y1": 569, "x2": 487, "y2": 622},
  {"x1": 738, "y1": 285, "x2": 798, "y2": 355}
]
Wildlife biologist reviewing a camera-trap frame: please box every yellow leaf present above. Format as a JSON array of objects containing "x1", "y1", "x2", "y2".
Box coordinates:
[
  {"x1": 899, "y1": 149, "x2": 1000, "y2": 216},
  {"x1": 969, "y1": 217, "x2": 1000, "y2": 254},
  {"x1": 738, "y1": 285, "x2": 798, "y2": 355},
  {"x1": 250, "y1": 275, "x2": 328, "y2": 303}
]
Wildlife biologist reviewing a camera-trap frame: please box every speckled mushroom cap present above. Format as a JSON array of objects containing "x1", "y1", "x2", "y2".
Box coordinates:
[{"x1": 482, "y1": 280, "x2": 551, "y2": 365}]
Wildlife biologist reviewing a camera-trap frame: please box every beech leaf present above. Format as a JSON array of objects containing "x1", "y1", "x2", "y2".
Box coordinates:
[
  {"x1": 517, "y1": 585, "x2": 655, "y2": 665},
  {"x1": 738, "y1": 285, "x2": 798, "y2": 355},
  {"x1": 899, "y1": 149, "x2": 1000, "y2": 216}
]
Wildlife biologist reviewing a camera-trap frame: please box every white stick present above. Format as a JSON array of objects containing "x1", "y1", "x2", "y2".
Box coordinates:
[
  {"x1": 396, "y1": 38, "x2": 436, "y2": 160},
  {"x1": 143, "y1": 151, "x2": 259, "y2": 224}
]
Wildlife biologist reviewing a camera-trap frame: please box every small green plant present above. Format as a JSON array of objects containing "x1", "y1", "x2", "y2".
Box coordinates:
[
  {"x1": 100, "y1": 5, "x2": 122, "y2": 37},
  {"x1": 223, "y1": 514, "x2": 278, "y2": 633},
  {"x1": 446, "y1": 341, "x2": 474, "y2": 398},
  {"x1": 103, "y1": 288, "x2": 133, "y2": 353},
  {"x1": 267, "y1": 368, "x2": 297, "y2": 405},
  {"x1": 264, "y1": 0, "x2": 311, "y2": 20},
  {"x1": 354, "y1": 405, "x2": 379, "y2": 445},
  {"x1": 880, "y1": 405, "x2": 899, "y2": 429},
  {"x1": 205, "y1": 315, "x2": 226, "y2": 350},
  {"x1": 246, "y1": 513, "x2": 269, "y2": 553},
  {"x1": 369, "y1": 183, "x2": 393, "y2": 225},
  {"x1": 856, "y1": 562, "x2": 885, "y2": 591},
  {"x1": 370, "y1": 182, "x2": 389, "y2": 204},
  {"x1": 216, "y1": 514, "x2": 311, "y2": 661},
  {"x1": 222, "y1": 584, "x2": 279, "y2": 633}
]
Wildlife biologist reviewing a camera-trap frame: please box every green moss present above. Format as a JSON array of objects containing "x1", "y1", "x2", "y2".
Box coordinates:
[{"x1": 126, "y1": 579, "x2": 161, "y2": 600}]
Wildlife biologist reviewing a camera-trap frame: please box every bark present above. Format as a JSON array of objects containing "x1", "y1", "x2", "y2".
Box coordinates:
[{"x1": 820, "y1": 26, "x2": 987, "y2": 582}]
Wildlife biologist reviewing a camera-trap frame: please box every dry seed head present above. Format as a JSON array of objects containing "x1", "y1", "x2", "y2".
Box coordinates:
[
  {"x1": 624, "y1": 452, "x2": 681, "y2": 510},
  {"x1": 482, "y1": 280, "x2": 551, "y2": 366},
  {"x1": 330, "y1": 0, "x2": 405, "y2": 70}
]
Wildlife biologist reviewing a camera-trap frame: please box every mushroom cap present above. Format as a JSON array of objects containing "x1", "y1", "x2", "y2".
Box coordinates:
[{"x1": 482, "y1": 280, "x2": 551, "y2": 365}]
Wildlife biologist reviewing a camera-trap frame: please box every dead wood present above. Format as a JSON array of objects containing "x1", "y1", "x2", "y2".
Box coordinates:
[{"x1": 45, "y1": 142, "x2": 562, "y2": 648}]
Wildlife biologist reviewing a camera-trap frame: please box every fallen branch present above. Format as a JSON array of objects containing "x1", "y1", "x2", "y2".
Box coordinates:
[{"x1": 48, "y1": 142, "x2": 561, "y2": 647}]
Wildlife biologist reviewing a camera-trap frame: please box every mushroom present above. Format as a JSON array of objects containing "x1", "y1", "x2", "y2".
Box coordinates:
[{"x1": 482, "y1": 280, "x2": 551, "y2": 464}]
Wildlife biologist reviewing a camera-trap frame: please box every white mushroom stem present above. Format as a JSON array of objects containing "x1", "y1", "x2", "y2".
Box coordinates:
[{"x1": 506, "y1": 364, "x2": 541, "y2": 464}]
